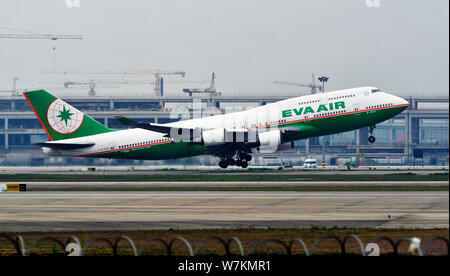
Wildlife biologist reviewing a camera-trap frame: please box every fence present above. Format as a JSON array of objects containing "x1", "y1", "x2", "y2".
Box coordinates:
[{"x1": 0, "y1": 233, "x2": 448, "y2": 256}]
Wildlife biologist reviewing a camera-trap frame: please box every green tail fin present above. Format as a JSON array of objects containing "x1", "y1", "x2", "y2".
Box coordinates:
[{"x1": 23, "y1": 89, "x2": 114, "y2": 141}]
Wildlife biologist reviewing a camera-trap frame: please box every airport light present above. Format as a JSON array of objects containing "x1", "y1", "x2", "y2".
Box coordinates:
[
  {"x1": 318, "y1": 76, "x2": 329, "y2": 165},
  {"x1": 318, "y1": 76, "x2": 329, "y2": 93}
]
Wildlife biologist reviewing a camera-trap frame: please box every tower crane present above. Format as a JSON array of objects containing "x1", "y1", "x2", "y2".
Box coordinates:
[
  {"x1": 0, "y1": 27, "x2": 82, "y2": 72},
  {"x1": 64, "y1": 79, "x2": 157, "y2": 96},
  {"x1": 0, "y1": 34, "x2": 82, "y2": 40},
  {"x1": 50, "y1": 69, "x2": 185, "y2": 96},
  {"x1": 274, "y1": 74, "x2": 323, "y2": 94},
  {"x1": 63, "y1": 78, "x2": 207, "y2": 96},
  {"x1": 0, "y1": 77, "x2": 89, "y2": 97},
  {"x1": 0, "y1": 27, "x2": 82, "y2": 40},
  {"x1": 183, "y1": 72, "x2": 220, "y2": 97},
  {"x1": 0, "y1": 77, "x2": 19, "y2": 96}
]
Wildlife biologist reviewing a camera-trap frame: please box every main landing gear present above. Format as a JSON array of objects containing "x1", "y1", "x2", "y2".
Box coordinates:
[
  {"x1": 368, "y1": 125, "x2": 376, "y2": 143},
  {"x1": 219, "y1": 152, "x2": 252, "y2": 169}
]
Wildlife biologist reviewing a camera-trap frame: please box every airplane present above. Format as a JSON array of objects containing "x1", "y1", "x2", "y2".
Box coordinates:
[{"x1": 23, "y1": 87, "x2": 409, "y2": 168}]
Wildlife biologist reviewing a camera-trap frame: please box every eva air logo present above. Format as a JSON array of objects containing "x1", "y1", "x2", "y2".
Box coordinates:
[{"x1": 47, "y1": 99, "x2": 84, "y2": 134}]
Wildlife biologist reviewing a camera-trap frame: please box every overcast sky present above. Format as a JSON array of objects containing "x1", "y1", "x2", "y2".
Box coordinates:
[{"x1": 0, "y1": 0, "x2": 448, "y2": 97}]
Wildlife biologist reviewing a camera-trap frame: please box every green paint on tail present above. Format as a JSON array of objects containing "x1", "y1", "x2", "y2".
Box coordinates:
[{"x1": 24, "y1": 89, "x2": 115, "y2": 141}]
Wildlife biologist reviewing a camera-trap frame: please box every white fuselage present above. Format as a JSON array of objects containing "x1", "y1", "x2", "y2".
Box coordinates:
[{"x1": 43, "y1": 87, "x2": 408, "y2": 158}]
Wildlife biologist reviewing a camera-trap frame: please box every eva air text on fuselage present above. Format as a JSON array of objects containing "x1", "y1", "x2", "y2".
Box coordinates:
[{"x1": 282, "y1": 101, "x2": 346, "y2": 118}]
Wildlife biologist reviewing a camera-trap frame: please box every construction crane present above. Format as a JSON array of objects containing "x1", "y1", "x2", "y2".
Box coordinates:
[
  {"x1": 0, "y1": 77, "x2": 19, "y2": 96},
  {"x1": 183, "y1": 72, "x2": 220, "y2": 97},
  {"x1": 131, "y1": 70, "x2": 185, "y2": 97},
  {"x1": 274, "y1": 74, "x2": 323, "y2": 94},
  {"x1": 51, "y1": 69, "x2": 185, "y2": 96},
  {"x1": 64, "y1": 79, "x2": 157, "y2": 96},
  {"x1": 0, "y1": 27, "x2": 82, "y2": 71},
  {"x1": 0, "y1": 34, "x2": 82, "y2": 40},
  {"x1": 0, "y1": 27, "x2": 82, "y2": 40},
  {"x1": 0, "y1": 77, "x2": 88, "y2": 97},
  {"x1": 64, "y1": 78, "x2": 207, "y2": 96}
]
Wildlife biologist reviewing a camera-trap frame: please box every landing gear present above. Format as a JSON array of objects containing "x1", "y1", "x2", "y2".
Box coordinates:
[
  {"x1": 368, "y1": 125, "x2": 376, "y2": 144},
  {"x1": 218, "y1": 152, "x2": 252, "y2": 169},
  {"x1": 238, "y1": 152, "x2": 252, "y2": 162},
  {"x1": 219, "y1": 159, "x2": 228, "y2": 169}
]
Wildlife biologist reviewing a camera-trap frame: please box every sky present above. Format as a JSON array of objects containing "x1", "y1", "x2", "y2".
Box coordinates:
[{"x1": 0, "y1": 0, "x2": 448, "y2": 97}]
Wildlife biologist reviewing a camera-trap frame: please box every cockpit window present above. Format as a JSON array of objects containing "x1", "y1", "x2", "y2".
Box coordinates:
[{"x1": 371, "y1": 89, "x2": 382, "y2": 93}]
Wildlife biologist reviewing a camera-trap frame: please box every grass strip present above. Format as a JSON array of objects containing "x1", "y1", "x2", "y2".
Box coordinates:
[{"x1": 1, "y1": 172, "x2": 448, "y2": 182}]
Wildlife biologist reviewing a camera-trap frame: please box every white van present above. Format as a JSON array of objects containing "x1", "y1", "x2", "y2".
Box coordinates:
[{"x1": 303, "y1": 158, "x2": 317, "y2": 168}]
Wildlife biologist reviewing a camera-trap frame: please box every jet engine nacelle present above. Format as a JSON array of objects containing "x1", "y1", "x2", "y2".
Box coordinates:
[
  {"x1": 202, "y1": 128, "x2": 226, "y2": 146},
  {"x1": 201, "y1": 128, "x2": 250, "y2": 146},
  {"x1": 257, "y1": 129, "x2": 294, "y2": 153}
]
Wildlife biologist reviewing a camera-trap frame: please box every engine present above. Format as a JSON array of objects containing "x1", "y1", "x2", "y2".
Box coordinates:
[
  {"x1": 201, "y1": 128, "x2": 250, "y2": 146},
  {"x1": 257, "y1": 130, "x2": 294, "y2": 153},
  {"x1": 202, "y1": 128, "x2": 226, "y2": 146},
  {"x1": 201, "y1": 128, "x2": 294, "y2": 152}
]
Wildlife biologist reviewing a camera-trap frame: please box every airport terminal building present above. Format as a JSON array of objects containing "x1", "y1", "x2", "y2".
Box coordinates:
[{"x1": 0, "y1": 92, "x2": 448, "y2": 166}]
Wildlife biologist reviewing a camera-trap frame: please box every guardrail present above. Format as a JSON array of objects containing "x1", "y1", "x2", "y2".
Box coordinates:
[{"x1": 0, "y1": 233, "x2": 448, "y2": 256}]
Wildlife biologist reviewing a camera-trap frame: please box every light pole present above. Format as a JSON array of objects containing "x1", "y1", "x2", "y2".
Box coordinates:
[
  {"x1": 318, "y1": 76, "x2": 329, "y2": 93},
  {"x1": 318, "y1": 76, "x2": 329, "y2": 167}
]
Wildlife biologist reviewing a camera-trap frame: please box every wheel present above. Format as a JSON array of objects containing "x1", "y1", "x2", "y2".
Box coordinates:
[
  {"x1": 235, "y1": 159, "x2": 242, "y2": 167},
  {"x1": 368, "y1": 136, "x2": 376, "y2": 143},
  {"x1": 241, "y1": 161, "x2": 248, "y2": 168},
  {"x1": 219, "y1": 160, "x2": 228, "y2": 169},
  {"x1": 244, "y1": 154, "x2": 252, "y2": 162},
  {"x1": 228, "y1": 158, "x2": 236, "y2": 166}
]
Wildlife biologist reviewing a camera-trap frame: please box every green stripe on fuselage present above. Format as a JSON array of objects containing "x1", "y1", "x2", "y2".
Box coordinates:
[
  {"x1": 89, "y1": 105, "x2": 407, "y2": 160},
  {"x1": 92, "y1": 141, "x2": 208, "y2": 160}
]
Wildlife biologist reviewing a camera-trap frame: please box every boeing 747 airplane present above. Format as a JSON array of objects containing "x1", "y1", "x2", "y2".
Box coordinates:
[{"x1": 24, "y1": 87, "x2": 408, "y2": 168}]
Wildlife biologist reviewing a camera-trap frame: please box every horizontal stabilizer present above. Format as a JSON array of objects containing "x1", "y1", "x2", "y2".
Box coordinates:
[
  {"x1": 114, "y1": 116, "x2": 137, "y2": 126},
  {"x1": 33, "y1": 142, "x2": 95, "y2": 150}
]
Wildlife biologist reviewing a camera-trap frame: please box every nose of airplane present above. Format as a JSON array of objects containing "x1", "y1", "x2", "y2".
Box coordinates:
[
  {"x1": 397, "y1": 96, "x2": 409, "y2": 107},
  {"x1": 393, "y1": 95, "x2": 409, "y2": 112}
]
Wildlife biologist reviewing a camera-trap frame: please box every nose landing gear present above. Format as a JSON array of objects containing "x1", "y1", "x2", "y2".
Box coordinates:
[{"x1": 368, "y1": 125, "x2": 376, "y2": 143}]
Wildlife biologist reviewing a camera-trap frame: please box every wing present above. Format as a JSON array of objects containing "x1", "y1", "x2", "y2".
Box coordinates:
[
  {"x1": 114, "y1": 116, "x2": 301, "y2": 148},
  {"x1": 115, "y1": 116, "x2": 199, "y2": 138}
]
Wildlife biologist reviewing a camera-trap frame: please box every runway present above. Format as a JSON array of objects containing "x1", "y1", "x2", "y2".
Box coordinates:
[
  {"x1": 3, "y1": 181, "x2": 448, "y2": 189},
  {"x1": 0, "y1": 191, "x2": 447, "y2": 232}
]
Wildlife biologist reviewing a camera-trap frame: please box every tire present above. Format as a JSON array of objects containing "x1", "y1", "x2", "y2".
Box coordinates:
[
  {"x1": 235, "y1": 159, "x2": 242, "y2": 167},
  {"x1": 368, "y1": 136, "x2": 376, "y2": 143},
  {"x1": 241, "y1": 161, "x2": 248, "y2": 168},
  {"x1": 219, "y1": 160, "x2": 228, "y2": 169},
  {"x1": 228, "y1": 158, "x2": 236, "y2": 166},
  {"x1": 244, "y1": 155, "x2": 252, "y2": 162}
]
